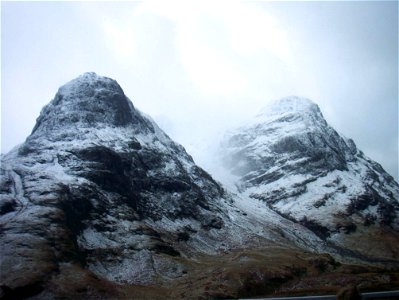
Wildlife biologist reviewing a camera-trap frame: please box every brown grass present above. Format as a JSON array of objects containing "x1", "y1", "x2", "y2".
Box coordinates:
[{"x1": 38, "y1": 245, "x2": 399, "y2": 299}]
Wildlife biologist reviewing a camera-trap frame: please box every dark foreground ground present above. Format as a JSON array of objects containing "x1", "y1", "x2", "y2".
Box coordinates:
[{"x1": 2, "y1": 245, "x2": 398, "y2": 300}]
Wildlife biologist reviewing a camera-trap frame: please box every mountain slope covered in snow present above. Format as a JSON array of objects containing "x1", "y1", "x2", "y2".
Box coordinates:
[
  {"x1": 220, "y1": 96, "x2": 399, "y2": 261},
  {"x1": 0, "y1": 74, "x2": 322, "y2": 298},
  {"x1": 1, "y1": 76, "x2": 398, "y2": 299}
]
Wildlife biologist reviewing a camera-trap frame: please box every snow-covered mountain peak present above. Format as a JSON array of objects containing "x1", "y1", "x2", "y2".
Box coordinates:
[
  {"x1": 30, "y1": 73, "x2": 141, "y2": 137},
  {"x1": 58, "y1": 72, "x2": 123, "y2": 98},
  {"x1": 2, "y1": 76, "x2": 399, "y2": 299},
  {"x1": 258, "y1": 96, "x2": 321, "y2": 118},
  {"x1": 1, "y1": 73, "x2": 246, "y2": 291},
  {"x1": 220, "y1": 96, "x2": 399, "y2": 261},
  {"x1": 243, "y1": 96, "x2": 329, "y2": 135}
]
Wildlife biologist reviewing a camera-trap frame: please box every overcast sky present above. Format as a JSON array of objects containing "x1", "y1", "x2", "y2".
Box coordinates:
[{"x1": 1, "y1": 1, "x2": 398, "y2": 180}]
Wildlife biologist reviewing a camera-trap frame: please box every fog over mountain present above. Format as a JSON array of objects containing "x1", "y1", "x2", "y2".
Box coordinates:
[
  {"x1": 1, "y1": 1, "x2": 398, "y2": 180},
  {"x1": 1, "y1": 73, "x2": 398, "y2": 299}
]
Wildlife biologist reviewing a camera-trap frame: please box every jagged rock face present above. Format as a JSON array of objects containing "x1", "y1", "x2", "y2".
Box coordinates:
[
  {"x1": 2, "y1": 76, "x2": 398, "y2": 299},
  {"x1": 222, "y1": 97, "x2": 357, "y2": 181},
  {"x1": 3, "y1": 75, "x2": 329, "y2": 299},
  {"x1": 6, "y1": 75, "x2": 342, "y2": 299},
  {"x1": 32, "y1": 72, "x2": 136, "y2": 132},
  {"x1": 221, "y1": 96, "x2": 399, "y2": 260},
  {"x1": 0, "y1": 73, "x2": 234, "y2": 295}
]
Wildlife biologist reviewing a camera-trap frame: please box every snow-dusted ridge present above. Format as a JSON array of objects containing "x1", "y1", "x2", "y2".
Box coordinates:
[
  {"x1": 1, "y1": 75, "x2": 398, "y2": 298},
  {"x1": 0, "y1": 74, "x2": 332, "y2": 291},
  {"x1": 220, "y1": 95, "x2": 399, "y2": 261}
]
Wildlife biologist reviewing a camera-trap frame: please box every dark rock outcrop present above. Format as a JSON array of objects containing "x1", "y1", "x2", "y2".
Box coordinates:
[{"x1": 0, "y1": 73, "x2": 234, "y2": 295}]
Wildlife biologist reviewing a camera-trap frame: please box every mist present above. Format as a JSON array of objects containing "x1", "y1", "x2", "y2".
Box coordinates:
[{"x1": 1, "y1": 1, "x2": 397, "y2": 180}]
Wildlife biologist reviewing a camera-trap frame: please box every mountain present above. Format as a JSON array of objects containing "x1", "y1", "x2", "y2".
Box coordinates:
[
  {"x1": 1, "y1": 76, "x2": 398, "y2": 299},
  {"x1": 0, "y1": 74, "x2": 315, "y2": 298},
  {"x1": 0, "y1": 73, "x2": 235, "y2": 294},
  {"x1": 219, "y1": 96, "x2": 399, "y2": 262}
]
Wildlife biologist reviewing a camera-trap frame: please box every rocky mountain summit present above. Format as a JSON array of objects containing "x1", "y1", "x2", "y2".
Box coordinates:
[
  {"x1": 1, "y1": 75, "x2": 398, "y2": 299},
  {"x1": 220, "y1": 96, "x2": 399, "y2": 261},
  {"x1": 0, "y1": 73, "x2": 233, "y2": 291},
  {"x1": 0, "y1": 74, "x2": 319, "y2": 298}
]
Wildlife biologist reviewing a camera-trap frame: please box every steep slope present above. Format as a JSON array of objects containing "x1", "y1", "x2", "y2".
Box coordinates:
[
  {"x1": 220, "y1": 96, "x2": 399, "y2": 262},
  {"x1": 2, "y1": 76, "x2": 398, "y2": 299},
  {"x1": 0, "y1": 74, "x2": 331, "y2": 299},
  {"x1": 0, "y1": 73, "x2": 233, "y2": 296}
]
